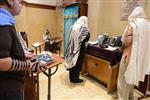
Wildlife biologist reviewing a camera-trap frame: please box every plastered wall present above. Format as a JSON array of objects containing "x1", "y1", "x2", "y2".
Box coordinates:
[
  {"x1": 15, "y1": 0, "x2": 150, "y2": 48},
  {"x1": 88, "y1": 0, "x2": 150, "y2": 41},
  {"x1": 15, "y1": 6, "x2": 57, "y2": 48}
]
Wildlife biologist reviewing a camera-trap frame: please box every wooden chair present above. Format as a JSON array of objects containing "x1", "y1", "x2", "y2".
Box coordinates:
[
  {"x1": 19, "y1": 32, "x2": 34, "y2": 53},
  {"x1": 44, "y1": 37, "x2": 62, "y2": 56},
  {"x1": 51, "y1": 37, "x2": 62, "y2": 56},
  {"x1": 19, "y1": 32, "x2": 37, "y2": 100}
]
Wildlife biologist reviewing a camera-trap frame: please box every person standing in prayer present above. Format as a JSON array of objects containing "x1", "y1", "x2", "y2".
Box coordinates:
[
  {"x1": 65, "y1": 16, "x2": 90, "y2": 83},
  {"x1": 117, "y1": 6, "x2": 150, "y2": 100},
  {"x1": 0, "y1": 0, "x2": 47, "y2": 100}
]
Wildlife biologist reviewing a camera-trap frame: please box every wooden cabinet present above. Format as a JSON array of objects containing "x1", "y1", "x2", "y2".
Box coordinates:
[
  {"x1": 24, "y1": 76, "x2": 37, "y2": 100},
  {"x1": 81, "y1": 54, "x2": 119, "y2": 93}
]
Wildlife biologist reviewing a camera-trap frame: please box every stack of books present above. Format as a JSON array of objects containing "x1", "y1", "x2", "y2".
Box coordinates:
[{"x1": 36, "y1": 53, "x2": 55, "y2": 64}]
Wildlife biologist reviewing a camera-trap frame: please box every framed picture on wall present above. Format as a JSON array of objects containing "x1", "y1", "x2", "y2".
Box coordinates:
[{"x1": 120, "y1": 0, "x2": 147, "y2": 20}]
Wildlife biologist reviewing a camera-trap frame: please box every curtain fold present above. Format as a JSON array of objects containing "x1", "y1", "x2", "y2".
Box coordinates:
[{"x1": 64, "y1": 5, "x2": 79, "y2": 55}]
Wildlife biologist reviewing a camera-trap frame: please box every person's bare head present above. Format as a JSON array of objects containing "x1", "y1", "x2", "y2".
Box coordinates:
[{"x1": 0, "y1": 0, "x2": 22, "y2": 16}]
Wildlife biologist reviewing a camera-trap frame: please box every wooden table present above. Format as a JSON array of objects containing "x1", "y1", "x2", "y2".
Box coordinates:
[
  {"x1": 81, "y1": 44, "x2": 121, "y2": 93},
  {"x1": 36, "y1": 53, "x2": 64, "y2": 100},
  {"x1": 32, "y1": 42, "x2": 44, "y2": 54},
  {"x1": 32, "y1": 38, "x2": 62, "y2": 56},
  {"x1": 81, "y1": 54, "x2": 119, "y2": 93}
]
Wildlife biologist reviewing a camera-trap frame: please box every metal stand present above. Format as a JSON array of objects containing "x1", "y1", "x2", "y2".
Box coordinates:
[{"x1": 42, "y1": 66, "x2": 58, "y2": 100}]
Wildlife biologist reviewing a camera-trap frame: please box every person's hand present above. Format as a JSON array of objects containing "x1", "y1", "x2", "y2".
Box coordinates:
[
  {"x1": 30, "y1": 55, "x2": 37, "y2": 62},
  {"x1": 25, "y1": 51, "x2": 35, "y2": 59},
  {"x1": 35, "y1": 61, "x2": 47, "y2": 73}
]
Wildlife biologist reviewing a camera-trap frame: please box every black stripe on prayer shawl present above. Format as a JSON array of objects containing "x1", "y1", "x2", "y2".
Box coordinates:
[
  {"x1": 70, "y1": 48, "x2": 80, "y2": 60},
  {"x1": 71, "y1": 37, "x2": 82, "y2": 59},
  {"x1": 66, "y1": 38, "x2": 74, "y2": 52},
  {"x1": 78, "y1": 26, "x2": 88, "y2": 43},
  {"x1": 66, "y1": 47, "x2": 81, "y2": 62},
  {"x1": 65, "y1": 25, "x2": 89, "y2": 63},
  {"x1": 65, "y1": 27, "x2": 74, "y2": 57},
  {"x1": 77, "y1": 27, "x2": 89, "y2": 54},
  {"x1": 66, "y1": 39, "x2": 81, "y2": 61},
  {"x1": 66, "y1": 27, "x2": 73, "y2": 48},
  {"x1": 66, "y1": 41, "x2": 71, "y2": 55},
  {"x1": 65, "y1": 38, "x2": 72, "y2": 54},
  {"x1": 65, "y1": 39, "x2": 75, "y2": 58},
  {"x1": 66, "y1": 36, "x2": 71, "y2": 50}
]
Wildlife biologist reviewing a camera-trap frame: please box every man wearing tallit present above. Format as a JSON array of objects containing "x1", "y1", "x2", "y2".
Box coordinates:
[
  {"x1": 65, "y1": 16, "x2": 90, "y2": 83},
  {"x1": 117, "y1": 7, "x2": 150, "y2": 100}
]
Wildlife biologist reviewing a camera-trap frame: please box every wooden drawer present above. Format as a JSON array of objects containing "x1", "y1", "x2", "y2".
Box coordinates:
[
  {"x1": 85, "y1": 54, "x2": 111, "y2": 84},
  {"x1": 82, "y1": 54, "x2": 119, "y2": 93}
]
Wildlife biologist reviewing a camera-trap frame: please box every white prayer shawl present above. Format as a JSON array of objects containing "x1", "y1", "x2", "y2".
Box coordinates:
[
  {"x1": 65, "y1": 16, "x2": 89, "y2": 69},
  {"x1": 17, "y1": 32, "x2": 28, "y2": 51},
  {"x1": 124, "y1": 7, "x2": 150, "y2": 85}
]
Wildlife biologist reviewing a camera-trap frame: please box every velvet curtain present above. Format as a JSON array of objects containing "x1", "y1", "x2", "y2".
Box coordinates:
[{"x1": 64, "y1": 5, "x2": 79, "y2": 55}]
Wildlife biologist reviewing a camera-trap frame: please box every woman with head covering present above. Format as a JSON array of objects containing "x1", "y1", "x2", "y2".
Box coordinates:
[
  {"x1": 116, "y1": 6, "x2": 150, "y2": 100},
  {"x1": 65, "y1": 16, "x2": 90, "y2": 83}
]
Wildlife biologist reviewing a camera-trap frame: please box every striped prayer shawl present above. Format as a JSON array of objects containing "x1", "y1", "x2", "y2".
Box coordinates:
[{"x1": 65, "y1": 25, "x2": 89, "y2": 69}]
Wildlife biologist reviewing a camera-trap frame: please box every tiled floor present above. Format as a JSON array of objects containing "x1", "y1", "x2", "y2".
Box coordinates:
[{"x1": 38, "y1": 62, "x2": 150, "y2": 100}]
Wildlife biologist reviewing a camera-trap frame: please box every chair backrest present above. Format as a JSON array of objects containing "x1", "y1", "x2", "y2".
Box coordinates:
[
  {"x1": 20, "y1": 32, "x2": 29, "y2": 48},
  {"x1": 18, "y1": 32, "x2": 34, "y2": 53}
]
